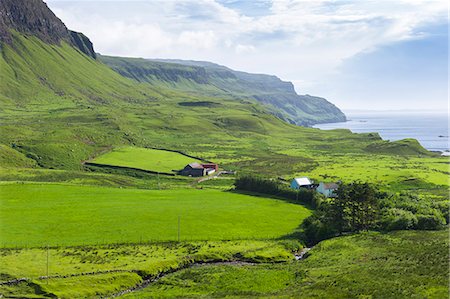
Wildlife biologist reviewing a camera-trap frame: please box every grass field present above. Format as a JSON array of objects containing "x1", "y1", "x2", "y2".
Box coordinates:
[
  {"x1": 0, "y1": 183, "x2": 311, "y2": 247},
  {"x1": 92, "y1": 147, "x2": 201, "y2": 173},
  {"x1": 124, "y1": 230, "x2": 449, "y2": 298}
]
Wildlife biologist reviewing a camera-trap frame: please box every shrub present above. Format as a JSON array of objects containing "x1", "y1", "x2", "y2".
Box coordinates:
[
  {"x1": 279, "y1": 239, "x2": 303, "y2": 252},
  {"x1": 302, "y1": 212, "x2": 337, "y2": 246},
  {"x1": 432, "y1": 201, "x2": 449, "y2": 224},
  {"x1": 416, "y1": 212, "x2": 446, "y2": 230},
  {"x1": 380, "y1": 208, "x2": 418, "y2": 231}
]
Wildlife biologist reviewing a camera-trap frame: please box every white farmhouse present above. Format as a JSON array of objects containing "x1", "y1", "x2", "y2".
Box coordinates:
[
  {"x1": 316, "y1": 182, "x2": 339, "y2": 197},
  {"x1": 290, "y1": 177, "x2": 313, "y2": 190}
]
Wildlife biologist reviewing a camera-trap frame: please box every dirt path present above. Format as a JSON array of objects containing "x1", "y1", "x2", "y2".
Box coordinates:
[{"x1": 196, "y1": 171, "x2": 226, "y2": 183}]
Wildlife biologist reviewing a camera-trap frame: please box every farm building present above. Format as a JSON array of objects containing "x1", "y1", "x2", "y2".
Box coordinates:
[
  {"x1": 290, "y1": 177, "x2": 313, "y2": 190},
  {"x1": 201, "y1": 163, "x2": 218, "y2": 171},
  {"x1": 317, "y1": 182, "x2": 339, "y2": 197},
  {"x1": 180, "y1": 162, "x2": 218, "y2": 177}
]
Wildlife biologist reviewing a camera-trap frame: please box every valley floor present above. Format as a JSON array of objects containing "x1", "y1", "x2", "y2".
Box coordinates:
[
  {"x1": 0, "y1": 230, "x2": 447, "y2": 298},
  {"x1": 0, "y1": 160, "x2": 449, "y2": 298}
]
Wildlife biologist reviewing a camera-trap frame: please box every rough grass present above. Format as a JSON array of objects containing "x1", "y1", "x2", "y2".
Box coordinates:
[
  {"x1": 0, "y1": 240, "x2": 298, "y2": 298},
  {"x1": 0, "y1": 240, "x2": 297, "y2": 279},
  {"x1": 125, "y1": 230, "x2": 449, "y2": 298},
  {"x1": 92, "y1": 147, "x2": 201, "y2": 173},
  {"x1": 0, "y1": 182, "x2": 311, "y2": 247},
  {"x1": 41, "y1": 272, "x2": 143, "y2": 299},
  {"x1": 0, "y1": 145, "x2": 37, "y2": 168}
]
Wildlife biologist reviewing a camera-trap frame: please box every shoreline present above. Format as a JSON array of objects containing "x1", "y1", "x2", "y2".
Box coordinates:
[{"x1": 313, "y1": 112, "x2": 449, "y2": 154}]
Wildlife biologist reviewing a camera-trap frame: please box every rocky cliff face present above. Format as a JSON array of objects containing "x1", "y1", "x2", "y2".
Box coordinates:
[
  {"x1": 69, "y1": 30, "x2": 96, "y2": 59},
  {"x1": 0, "y1": 0, "x2": 96, "y2": 58}
]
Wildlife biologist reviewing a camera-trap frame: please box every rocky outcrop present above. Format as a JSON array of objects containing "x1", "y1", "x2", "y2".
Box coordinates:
[
  {"x1": 69, "y1": 30, "x2": 97, "y2": 59},
  {"x1": 0, "y1": 0, "x2": 96, "y2": 58}
]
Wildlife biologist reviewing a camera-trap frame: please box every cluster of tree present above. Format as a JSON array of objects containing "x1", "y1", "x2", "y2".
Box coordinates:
[
  {"x1": 379, "y1": 192, "x2": 447, "y2": 231},
  {"x1": 302, "y1": 182, "x2": 447, "y2": 245},
  {"x1": 234, "y1": 175, "x2": 323, "y2": 208}
]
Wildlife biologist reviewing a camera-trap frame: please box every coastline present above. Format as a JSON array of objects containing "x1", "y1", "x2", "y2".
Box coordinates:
[{"x1": 313, "y1": 111, "x2": 449, "y2": 155}]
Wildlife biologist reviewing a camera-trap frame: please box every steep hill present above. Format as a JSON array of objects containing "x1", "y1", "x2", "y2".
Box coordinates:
[{"x1": 99, "y1": 55, "x2": 346, "y2": 126}]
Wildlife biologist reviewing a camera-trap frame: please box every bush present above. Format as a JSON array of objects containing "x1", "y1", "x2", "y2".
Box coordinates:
[
  {"x1": 302, "y1": 212, "x2": 338, "y2": 246},
  {"x1": 279, "y1": 239, "x2": 303, "y2": 252},
  {"x1": 380, "y1": 208, "x2": 418, "y2": 231},
  {"x1": 416, "y1": 212, "x2": 446, "y2": 230},
  {"x1": 432, "y1": 201, "x2": 449, "y2": 224}
]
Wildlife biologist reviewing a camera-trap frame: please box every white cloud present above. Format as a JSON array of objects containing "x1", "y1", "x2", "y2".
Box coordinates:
[
  {"x1": 178, "y1": 30, "x2": 218, "y2": 50},
  {"x1": 235, "y1": 44, "x2": 256, "y2": 54}
]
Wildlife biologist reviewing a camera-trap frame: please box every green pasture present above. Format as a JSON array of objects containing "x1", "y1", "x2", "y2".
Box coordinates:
[
  {"x1": 92, "y1": 147, "x2": 200, "y2": 173},
  {"x1": 0, "y1": 183, "x2": 311, "y2": 247},
  {"x1": 125, "y1": 230, "x2": 449, "y2": 298}
]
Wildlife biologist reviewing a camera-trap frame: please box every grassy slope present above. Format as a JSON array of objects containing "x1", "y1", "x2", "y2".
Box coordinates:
[
  {"x1": 125, "y1": 230, "x2": 449, "y2": 299},
  {"x1": 0, "y1": 182, "x2": 311, "y2": 247},
  {"x1": 0, "y1": 240, "x2": 297, "y2": 298},
  {"x1": 91, "y1": 147, "x2": 201, "y2": 173}
]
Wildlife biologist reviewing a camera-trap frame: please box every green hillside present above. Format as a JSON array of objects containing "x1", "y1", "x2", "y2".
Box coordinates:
[
  {"x1": 99, "y1": 55, "x2": 346, "y2": 126},
  {"x1": 0, "y1": 30, "x2": 379, "y2": 173}
]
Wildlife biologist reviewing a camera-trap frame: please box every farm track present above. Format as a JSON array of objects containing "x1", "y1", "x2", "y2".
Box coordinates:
[{"x1": 196, "y1": 171, "x2": 226, "y2": 183}]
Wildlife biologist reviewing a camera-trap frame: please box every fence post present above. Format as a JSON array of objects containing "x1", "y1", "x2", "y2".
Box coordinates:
[
  {"x1": 46, "y1": 245, "x2": 49, "y2": 284},
  {"x1": 177, "y1": 215, "x2": 181, "y2": 242}
]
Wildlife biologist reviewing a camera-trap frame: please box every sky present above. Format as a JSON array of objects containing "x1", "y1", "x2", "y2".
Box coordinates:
[{"x1": 46, "y1": 0, "x2": 448, "y2": 111}]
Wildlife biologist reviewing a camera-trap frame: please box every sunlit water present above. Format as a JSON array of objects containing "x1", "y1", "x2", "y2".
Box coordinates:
[{"x1": 313, "y1": 111, "x2": 449, "y2": 154}]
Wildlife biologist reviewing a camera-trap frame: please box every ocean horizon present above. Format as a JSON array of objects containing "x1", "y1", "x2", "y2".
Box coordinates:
[{"x1": 313, "y1": 110, "x2": 449, "y2": 154}]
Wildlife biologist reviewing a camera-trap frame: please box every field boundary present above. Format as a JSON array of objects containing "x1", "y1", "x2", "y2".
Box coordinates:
[
  {"x1": 83, "y1": 162, "x2": 176, "y2": 176},
  {"x1": 144, "y1": 146, "x2": 214, "y2": 163}
]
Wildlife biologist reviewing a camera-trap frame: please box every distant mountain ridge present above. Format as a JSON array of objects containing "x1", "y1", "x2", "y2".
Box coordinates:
[
  {"x1": 99, "y1": 56, "x2": 347, "y2": 126},
  {"x1": 0, "y1": 0, "x2": 96, "y2": 58}
]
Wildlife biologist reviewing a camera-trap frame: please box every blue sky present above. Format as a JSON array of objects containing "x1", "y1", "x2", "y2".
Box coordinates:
[{"x1": 47, "y1": 0, "x2": 448, "y2": 110}]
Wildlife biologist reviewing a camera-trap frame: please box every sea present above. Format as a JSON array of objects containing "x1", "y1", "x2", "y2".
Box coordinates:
[{"x1": 313, "y1": 111, "x2": 449, "y2": 155}]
